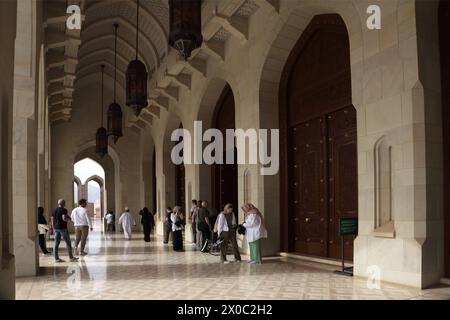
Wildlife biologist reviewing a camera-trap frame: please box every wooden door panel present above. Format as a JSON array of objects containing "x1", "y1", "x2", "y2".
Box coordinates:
[
  {"x1": 218, "y1": 160, "x2": 238, "y2": 210},
  {"x1": 290, "y1": 118, "x2": 327, "y2": 257},
  {"x1": 327, "y1": 107, "x2": 357, "y2": 260}
]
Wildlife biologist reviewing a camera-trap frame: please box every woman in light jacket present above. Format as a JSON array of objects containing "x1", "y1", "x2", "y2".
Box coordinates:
[
  {"x1": 241, "y1": 203, "x2": 267, "y2": 264},
  {"x1": 171, "y1": 206, "x2": 184, "y2": 251}
]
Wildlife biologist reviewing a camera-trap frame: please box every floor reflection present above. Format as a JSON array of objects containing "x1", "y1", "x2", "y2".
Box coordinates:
[{"x1": 15, "y1": 218, "x2": 450, "y2": 300}]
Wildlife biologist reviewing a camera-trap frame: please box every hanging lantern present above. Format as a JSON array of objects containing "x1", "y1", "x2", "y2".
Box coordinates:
[
  {"x1": 107, "y1": 102, "x2": 123, "y2": 144},
  {"x1": 169, "y1": 0, "x2": 203, "y2": 60},
  {"x1": 126, "y1": 0, "x2": 148, "y2": 117},
  {"x1": 96, "y1": 127, "x2": 108, "y2": 157},
  {"x1": 107, "y1": 23, "x2": 123, "y2": 144},
  {"x1": 96, "y1": 65, "x2": 108, "y2": 157}
]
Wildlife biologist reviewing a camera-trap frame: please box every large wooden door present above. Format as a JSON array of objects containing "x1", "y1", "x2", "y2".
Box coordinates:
[
  {"x1": 439, "y1": 0, "x2": 450, "y2": 277},
  {"x1": 282, "y1": 14, "x2": 357, "y2": 260},
  {"x1": 289, "y1": 107, "x2": 357, "y2": 259},
  {"x1": 213, "y1": 85, "x2": 238, "y2": 212}
]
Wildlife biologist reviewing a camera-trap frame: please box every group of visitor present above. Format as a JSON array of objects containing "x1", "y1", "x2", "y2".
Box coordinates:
[
  {"x1": 37, "y1": 198, "x2": 91, "y2": 262},
  {"x1": 37, "y1": 196, "x2": 267, "y2": 265},
  {"x1": 164, "y1": 199, "x2": 267, "y2": 264}
]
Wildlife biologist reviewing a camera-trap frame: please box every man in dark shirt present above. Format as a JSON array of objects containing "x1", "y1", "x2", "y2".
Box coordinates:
[
  {"x1": 198, "y1": 201, "x2": 212, "y2": 252},
  {"x1": 163, "y1": 207, "x2": 173, "y2": 244},
  {"x1": 51, "y1": 199, "x2": 78, "y2": 262}
]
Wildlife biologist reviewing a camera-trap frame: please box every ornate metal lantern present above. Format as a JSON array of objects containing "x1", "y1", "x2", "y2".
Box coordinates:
[
  {"x1": 169, "y1": 0, "x2": 203, "y2": 60},
  {"x1": 96, "y1": 127, "x2": 108, "y2": 157},
  {"x1": 126, "y1": 0, "x2": 148, "y2": 117},
  {"x1": 96, "y1": 65, "x2": 108, "y2": 157},
  {"x1": 107, "y1": 23, "x2": 123, "y2": 144}
]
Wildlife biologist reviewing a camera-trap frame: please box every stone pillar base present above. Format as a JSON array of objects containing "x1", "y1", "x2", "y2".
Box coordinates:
[{"x1": 0, "y1": 255, "x2": 15, "y2": 300}]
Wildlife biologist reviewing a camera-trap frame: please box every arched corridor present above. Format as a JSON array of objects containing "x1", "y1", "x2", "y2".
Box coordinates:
[{"x1": 1, "y1": 0, "x2": 450, "y2": 301}]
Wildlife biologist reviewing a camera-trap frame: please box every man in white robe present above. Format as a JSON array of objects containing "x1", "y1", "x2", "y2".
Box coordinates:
[{"x1": 118, "y1": 207, "x2": 136, "y2": 240}]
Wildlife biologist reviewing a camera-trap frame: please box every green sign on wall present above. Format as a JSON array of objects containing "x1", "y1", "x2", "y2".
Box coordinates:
[{"x1": 339, "y1": 218, "x2": 358, "y2": 236}]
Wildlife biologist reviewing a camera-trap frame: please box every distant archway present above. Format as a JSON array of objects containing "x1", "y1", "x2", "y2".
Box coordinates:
[
  {"x1": 73, "y1": 157, "x2": 109, "y2": 227},
  {"x1": 73, "y1": 176, "x2": 82, "y2": 204},
  {"x1": 85, "y1": 175, "x2": 105, "y2": 219},
  {"x1": 74, "y1": 141, "x2": 121, "y2": 217}
]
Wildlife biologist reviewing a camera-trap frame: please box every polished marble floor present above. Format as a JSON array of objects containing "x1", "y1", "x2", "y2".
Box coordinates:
[{"x1": 16, "y1": 220, "x2": 450, "y2": 300}]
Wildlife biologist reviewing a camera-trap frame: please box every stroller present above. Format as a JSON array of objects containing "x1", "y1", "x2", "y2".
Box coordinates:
[
  {"x1": 203, "y1": 238, "x2": 224, "y2": 256},
  {"x1": 204, "y1": 224, "x2": 246, "y2": 256}
]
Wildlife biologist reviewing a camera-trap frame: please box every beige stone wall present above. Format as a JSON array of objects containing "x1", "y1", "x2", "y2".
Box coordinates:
[
  {"x1": 139, "y1": 0, "x2": 444, "y2": 288},
  {"x1": 0, "y1": 0, "x2": 17, "y2": 300}
]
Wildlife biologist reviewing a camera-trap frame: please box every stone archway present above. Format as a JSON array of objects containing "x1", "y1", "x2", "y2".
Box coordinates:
[
  {"x1": 196, "y1": 78, "x2": 239, "y2": 214},
  {"x1": 73, "y1": 176, "x2": 82, "y2": 204},
  {"x1": 196, "y1": 78, "x2": 229, "y2": 203},
  {"x1": 84, "y1": 174, "x2": 106, "y2": 219},
  {"x1": 211, "y1": 85, "x2": 238, "y2": 216},
  {"x1": 73, "y1": 144, "x2": 120, "y2": 224},
  {"x1": 279, "y1": 14, "x2": 357, "y2": 260},
  {"x1": 257, "y1": 2, "x2": 364, "y2": 258},
  {"x1": 159, "y1": 112, "x2": 185, "y2": 237}
]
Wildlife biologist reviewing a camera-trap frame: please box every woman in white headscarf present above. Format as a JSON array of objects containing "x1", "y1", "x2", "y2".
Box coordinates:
[
  {"x1": 241, "y1": 203, "x2": 267, "y2": 264},
  {"x1": 171, "y1": 206, "x2": 185, "y2": 251}
]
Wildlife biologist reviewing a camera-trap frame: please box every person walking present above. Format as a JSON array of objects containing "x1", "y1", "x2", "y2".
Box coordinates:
[
  {"x1": 241, "y1": 203, "x2": 267, "y2": 264},
  {"x1": 37, "y1": 207, "x2": 51, "y2": 254},
  {"x1": 71, "y1": 199, "x2": 93, "y2": 256},
  {"x1": 163, "y1": 207, "x2": 173, "y2": 244},
  {"x1": 198, "y1": 201, "x2": 212, "y2": 252},
  {"x1": 189, "y1": 200, "x2": 198, "y2": 246},
  {"x1": 118, "y1": 207, "x2": 136, "y2": 240},
  {"x1": 51, "y1": 199, "x2": 78, "y2": 263},
  {"x1": 171, "y1": 206, "x2": 184, "y2": 251},
  {"x1": 105, "y1": 210, "x2": 115, "y2": 232},
  {"x1": 193, "y1": 200, "x2": 203, "y2": 250},
  {"x1": 217, "y1": 204, "x2": 241, "y2": 264},
  {"x1": 140, "y1": 207, "x2": 155, "y2": 242}
]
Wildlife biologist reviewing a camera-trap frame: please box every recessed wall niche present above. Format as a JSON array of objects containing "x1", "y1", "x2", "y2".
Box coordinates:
[{"x1": 373, "y1": 136, "x2": 395, "y2": 238}]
